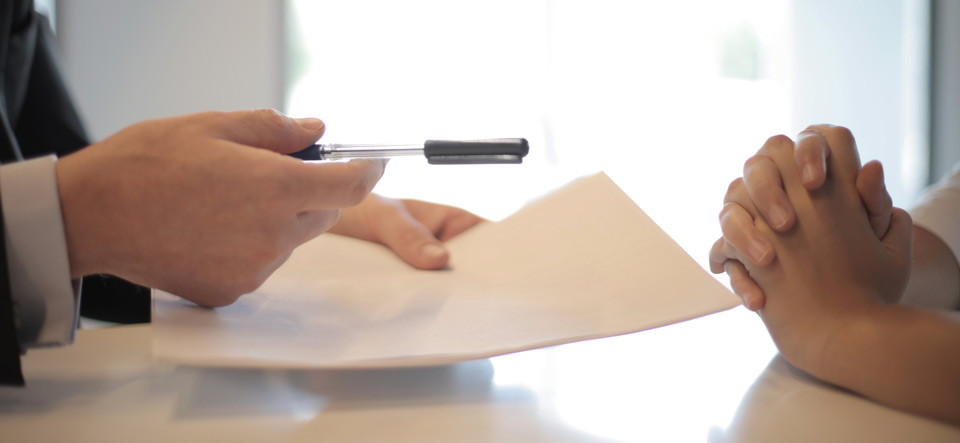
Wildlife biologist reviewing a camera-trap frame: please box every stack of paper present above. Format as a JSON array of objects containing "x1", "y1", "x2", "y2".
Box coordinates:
[{"x1": 152, "y1": 173, "x2": 738, "y2": 368}]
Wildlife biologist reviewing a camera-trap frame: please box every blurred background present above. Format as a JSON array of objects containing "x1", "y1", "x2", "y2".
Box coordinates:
[
  {"x1": 50, "y1": 0, "x2": 959, "y2": 272},
  {"x1": 44, "y1": 3, "x2": 960, "y2": 439}
]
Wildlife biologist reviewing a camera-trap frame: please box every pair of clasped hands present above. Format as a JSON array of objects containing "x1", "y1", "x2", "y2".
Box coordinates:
[
  {"x1": 709, "y1": 124, "x2": 909, "y2": 358},
  {"x1": 56, "y1": 109, "x2": 484, "y2": 308},
  {"x1": 708, "y1": 125, "x2": 960, "y2": 426}
]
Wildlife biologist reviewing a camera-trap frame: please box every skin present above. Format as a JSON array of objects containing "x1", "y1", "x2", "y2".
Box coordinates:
[
  {"x1": 715, "y1": 127, "x2": 960, "y2": 425},
  {"x1": 56, "y1": 109, "x2": 482, "y2": 308},
  {"x1": 330, "y1": 195, "x2": 484, "y2": 270},
  {"x1": 710, "y1": 125, "x2": 960, "y2": 311}
]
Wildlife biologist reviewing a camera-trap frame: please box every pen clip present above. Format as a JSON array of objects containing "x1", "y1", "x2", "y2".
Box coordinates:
[{"x1": 424, "y1": 138, "x2": 529, "y2": 164}]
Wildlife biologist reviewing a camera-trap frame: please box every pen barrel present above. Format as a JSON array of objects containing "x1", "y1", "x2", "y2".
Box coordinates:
[
  {"x1": 424, "y1": 138, "x2": 529, "y2": 164},
  {"x1": 321, "y1": 144, "x2": 423, "y2": 161}
]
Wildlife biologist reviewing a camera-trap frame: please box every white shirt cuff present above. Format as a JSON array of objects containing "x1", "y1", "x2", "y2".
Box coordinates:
[
  {"x1": 0, "y1": 155, "x2": 79, "y2": 348},
  {"x1": 910, "y1": 163, "x2": 960, "y2": 268}
]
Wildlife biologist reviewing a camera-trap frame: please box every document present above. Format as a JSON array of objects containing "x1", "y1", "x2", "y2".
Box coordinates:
[{"x1": 152, "y1": 173, "x2": 739, "y2": 368}]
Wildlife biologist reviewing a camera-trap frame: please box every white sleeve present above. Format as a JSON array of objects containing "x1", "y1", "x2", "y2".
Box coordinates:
[
  {"x1": 910, "y1": 162, "x2": 960, "y2": 266},
  {"x1": 0, "y1": 155, "x2": 80, "y2": 349}
]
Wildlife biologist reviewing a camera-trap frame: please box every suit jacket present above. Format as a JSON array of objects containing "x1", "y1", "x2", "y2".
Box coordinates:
[{"x1": 0, "y1": 0, "x2": 149, "y2": 386}]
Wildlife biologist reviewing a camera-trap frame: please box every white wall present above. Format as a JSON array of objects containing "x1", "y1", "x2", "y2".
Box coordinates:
[
  {"x1": 931, "y1": 0, "x2": 960, "y2": 182},
  {"x1": 789, "y1": 0, "x2": 929, "y2": 207},
  {"x1": 56, "y1": 0, "x2": 284, "y2": 142}
]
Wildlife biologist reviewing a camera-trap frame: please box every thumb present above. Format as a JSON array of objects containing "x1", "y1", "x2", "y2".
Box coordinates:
[
  {"x1": 376, "y1": 208, "x2": 451, "y2": 270},
  {"x1": 857, "y1": 160, "x2": 893, "y2": 239},
  {"x1": 881, "y1": 207, "x2": 913, "y2": 261},
  {"x1": 215, "y1": 109, "x2": 326, "y2": 154},
  {"x1": 879, "y1": 207, "x2": 913, "y2": 301}
]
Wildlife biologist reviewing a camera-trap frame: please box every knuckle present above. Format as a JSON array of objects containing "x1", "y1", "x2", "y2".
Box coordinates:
[
  {"x1": 726, "y1": 177, "x2": 744, "y2": 196},
  {"x1": 763, "y1": 134, "x2": 794, "y2": 151},
  {"x1": 718, "y1": 203, "x2": 732, "y2": 222},
  {"x1": 742, "y1": 155, "x2": 774, "y2": 178},
  {"x1": 742, "y1": 154, "x2": 764, "y2": 169},
  {"x1": 829, "y1": 125, "x2": 855, "y2": 143},
  {"x1": 718, "y1": 202, "x2": 742, "y2": 226},
  {"x1": 344, "y1": 178, "x2": 375, "y2": 206},
  {"x1": 253, "y1": 108, "x2": 290, "y2": 131},
  {"x1": 893, "y1": 207, "x2": 912, "y2": 224}
]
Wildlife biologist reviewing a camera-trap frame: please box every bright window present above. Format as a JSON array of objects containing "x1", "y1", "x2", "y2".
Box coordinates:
[{"x1": 286, "y1": 0, "x2": 929, "y2": 269}]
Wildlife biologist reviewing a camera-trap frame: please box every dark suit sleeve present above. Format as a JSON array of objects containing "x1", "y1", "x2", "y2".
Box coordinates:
[
  {"x1": 14, "y1": 11, "x2": 87, "y2": 158},
  {"x1": 0, "y1": 190, "x2": 25, "y2": 386},
  {"x1": 14, "y1": 12, "x2": 151, "y2": 325}
]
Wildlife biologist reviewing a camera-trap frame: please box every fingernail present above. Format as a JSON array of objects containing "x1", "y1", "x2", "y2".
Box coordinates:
[
  {"x1": 802, "y1": 164, "x2": 819, "y2": 184},
  {"x1": 748, "y1": 240, "x2": 769, "y2": 264},
  {"x1": 769, "y1": 205, "x2": 790, "y2": 230},
  {"x1": 419, "y1": 243, "x2": 448, "y2": 260},
  {"x1": 296, "y1": 118, "x2": 325, "y2": 131},
  {"x1": 741, "y1": 294, "x2": 753, "y2": 310}
]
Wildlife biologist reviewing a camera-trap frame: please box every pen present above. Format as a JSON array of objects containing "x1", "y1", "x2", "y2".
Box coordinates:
[{"x1": 288, "y1": 138, "x2": 529, "y2": 164}]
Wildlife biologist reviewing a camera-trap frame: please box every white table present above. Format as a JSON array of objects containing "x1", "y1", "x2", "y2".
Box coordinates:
[{"x1": 1, "y1": 308, "x2": 957, "y2": 442}]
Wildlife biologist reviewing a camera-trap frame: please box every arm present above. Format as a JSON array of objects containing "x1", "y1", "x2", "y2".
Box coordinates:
[
  {"x1": 903, "y1": 164, "x2": 960, "y2": 310},
  {"x1": 901, "y1": 226, "x2": 960, "y2": 310},
  {"x1": 727, "y1": 128, "x2": 960, "y2": 425},
  {"x1": 818, "y1": 303, "x2": 960, "y2": 425}
]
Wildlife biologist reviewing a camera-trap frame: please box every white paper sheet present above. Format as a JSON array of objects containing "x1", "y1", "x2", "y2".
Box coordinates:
[{"x1": 152, "y1": 173, "x2": 739, "y2": 368}]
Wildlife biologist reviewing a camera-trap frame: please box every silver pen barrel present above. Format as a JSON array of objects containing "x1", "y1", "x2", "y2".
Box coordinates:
[{"x1": 319, "y1": 144, "x2": 423, "y2": 161}]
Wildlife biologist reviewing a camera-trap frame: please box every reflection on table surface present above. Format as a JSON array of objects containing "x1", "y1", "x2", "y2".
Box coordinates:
[{"x1": 1, "y1": 308, "x2": 957, "y2": 442}]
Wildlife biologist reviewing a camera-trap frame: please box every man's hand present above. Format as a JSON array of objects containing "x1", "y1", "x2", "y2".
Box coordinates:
[
  {"x1": 56, "y1": 109, "x2": 386, "y2": 307},
  {"x1": 330, "y1": 195, "x2": 484, "y2": 269},
  {"x1": 709, "y1": 125, "x2": 894, "y2": 310}
]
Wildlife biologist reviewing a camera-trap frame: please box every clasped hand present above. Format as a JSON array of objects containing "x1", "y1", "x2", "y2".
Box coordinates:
[{"x1": 709, "y1": 125, "x2": 912, "y2": 368}]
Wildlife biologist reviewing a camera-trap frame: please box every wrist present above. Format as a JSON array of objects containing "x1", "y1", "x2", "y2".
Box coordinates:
[
  {"x1": 55, "y1": 150, "x2": 107, "y2": 278},
  {"x1": 796, "y1": 301, "x2": 889, "y2": 384},
  {"x1": 770, "y1": 288, "x2": 886, "y2": 380}
]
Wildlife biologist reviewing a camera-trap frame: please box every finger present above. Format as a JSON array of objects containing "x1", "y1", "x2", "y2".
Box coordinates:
[
  {"x1": 756, "y1": 134, "x2": 804, "y2": 190},
  {"x1": 725, "y1": 261, "x2": 766, "y2": 311},
  {"x1": 709, "y1": 235, "x2": 762, "y2": 274},
  {"x1": 373, "y1": 205, "x2": 452, "y2": 270},
  {"x1": 293, "y1": 209, "x2": 342, "y2": 245},
  {"x1": 709, "y1": 237, "x2": 731, "y2": 274},
  {"x1": 719, "y1": 202, "x2": 774, "y2": 266},
  {"x1": 291, "y1": 159, "x2": 388, "y2": 210},
  {"x1": 857, "y1": 160, "x2": 893, "y2": 238},
  {"x1": 803, "y1": 125, "x2": 861, "y2": 184},
  {"x1": 743, "y1": 154, "x2": 795, "y2": 231},
  {"x1": 402, "y1": 199, "x2": 486, "y2": 241},
  {"x1": 436, "y1": 213, "x2": 485, "y2": 241},
  {"x1": 214, "y1": 109, "x2": 326, "y2": 154},
  {"x1": 794, "y1": 130, "x2": 831, "y2": 189},
  {"x1": 723, "y1": 177, "x2": 760, "y2": 217}
]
